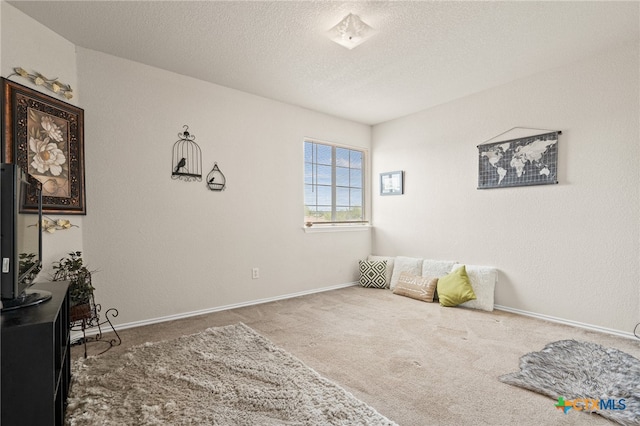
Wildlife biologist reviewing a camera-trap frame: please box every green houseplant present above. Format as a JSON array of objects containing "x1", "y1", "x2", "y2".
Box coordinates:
[
  {"x1": 51, "y1": 251, "x2": 96, "y2": 321},
  {"x1": 18, "y1": 252, "x2": 42, "y2": 284}
]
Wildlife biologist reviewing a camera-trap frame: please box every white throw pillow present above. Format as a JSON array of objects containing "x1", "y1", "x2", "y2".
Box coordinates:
[
  {"x1": 367, "y1": 255, "x2": 395, "y2": 288},
  {"x1": 389, "y1": 256, "x2": 423, "y2": 290},
  {"x1": 453, "y1": 263, "x2": 497, "y2": 312}
]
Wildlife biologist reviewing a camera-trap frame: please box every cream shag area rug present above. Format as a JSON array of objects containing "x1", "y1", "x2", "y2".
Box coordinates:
[
  {"x1": 66, "y1": 323, "x2": 396, "y2": 426},
  {"x1": 500, "y1": 340, "x2": 640, "y2": 426}
]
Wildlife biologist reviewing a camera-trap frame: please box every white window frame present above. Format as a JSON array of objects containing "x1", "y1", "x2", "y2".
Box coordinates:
[{"x1": 303, "y1": 138, "x2": 369, "y2": 231}]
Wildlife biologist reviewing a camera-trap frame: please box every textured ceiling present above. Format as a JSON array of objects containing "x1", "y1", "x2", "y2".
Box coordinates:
[{"x1": 8, "y1": 1, "x2": 639, "y2": 125}]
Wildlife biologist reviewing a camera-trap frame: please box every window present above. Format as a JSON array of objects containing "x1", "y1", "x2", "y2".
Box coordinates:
[{"x1": 304, "y1": 139, "x2": 366, "y2": 224}]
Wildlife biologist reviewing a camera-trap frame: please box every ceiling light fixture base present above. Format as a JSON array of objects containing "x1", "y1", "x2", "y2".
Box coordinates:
[{"x1": 327, "y1": 13, "x2": 375, "y2": 50}]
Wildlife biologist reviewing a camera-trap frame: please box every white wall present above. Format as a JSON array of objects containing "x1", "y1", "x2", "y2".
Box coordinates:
[
  {"x1": 1, "y1": 2, "x2": 83, "y2": 277},
  {"x1": 372, "y1": 40, "x2": 640, "y2": 335},
  {"x1": 76, "y1": 48, "x2": 371, "y2": 325}
]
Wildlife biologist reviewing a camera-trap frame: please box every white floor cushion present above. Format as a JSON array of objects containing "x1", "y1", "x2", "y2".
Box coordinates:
[
  {"x1": 422, "y1": 259, "x2": 457, "y2": 279},
  {"x1": 389, "y1": 256, "x2": 423, "y2": 290}
]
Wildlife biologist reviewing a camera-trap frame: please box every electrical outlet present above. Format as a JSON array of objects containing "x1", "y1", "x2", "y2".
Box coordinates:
[{"x1": 252, "y1": 268, "x2": 259, "y2": 279}]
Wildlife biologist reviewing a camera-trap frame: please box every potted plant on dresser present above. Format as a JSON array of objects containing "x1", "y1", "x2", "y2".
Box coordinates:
[{"x1": 51, "y1": 251, "x2": 96, "y2": 322}]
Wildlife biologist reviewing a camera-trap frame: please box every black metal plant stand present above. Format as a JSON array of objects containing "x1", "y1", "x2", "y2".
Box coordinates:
[{"x1": 70, "y1": 294, "x2": 121, "y2": 358}]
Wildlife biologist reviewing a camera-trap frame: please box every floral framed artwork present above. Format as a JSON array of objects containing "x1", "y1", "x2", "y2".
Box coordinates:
[
  {"x1": 380, "y1": 170, "x2": 404, "y2": 195},
  {"x1": 2, "y1": 78, "x2": 85, "y2": 214}
]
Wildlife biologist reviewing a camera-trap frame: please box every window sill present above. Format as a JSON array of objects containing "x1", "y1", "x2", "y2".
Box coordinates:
[{"x1": 302, "y1": 224, "x2": 371, "y2": 233}]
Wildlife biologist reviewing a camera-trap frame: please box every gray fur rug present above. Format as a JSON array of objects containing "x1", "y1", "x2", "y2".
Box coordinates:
[
  {"x1": 65, "y1": 323, "x2": 396, "y2": 425},
  {"x1": 500, "y1": 340, "x2": 640, "y2": 426}
]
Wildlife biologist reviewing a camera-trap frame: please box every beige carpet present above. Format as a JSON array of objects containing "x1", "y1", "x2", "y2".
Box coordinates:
[{"x1": 72, "y1": 286, "x2": 640, "y2": 425}]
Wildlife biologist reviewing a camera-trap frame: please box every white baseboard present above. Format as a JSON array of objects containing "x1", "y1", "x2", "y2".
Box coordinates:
[
  {"x1": 71, "y1": 285, "x2": 636, "y2": 343},
  {"x1": 494, "y1": 304, "x2": 637, "y2": 340},
  {"x1": 71, "y1": 282, "x2": 357, "y2": 342}
]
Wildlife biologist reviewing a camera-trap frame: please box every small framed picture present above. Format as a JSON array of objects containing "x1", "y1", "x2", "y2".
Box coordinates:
[{"x1": 380, "y1": 170, "x2": 404, "y2": 195}]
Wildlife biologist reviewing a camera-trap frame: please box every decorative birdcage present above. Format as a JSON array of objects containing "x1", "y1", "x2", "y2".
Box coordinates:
[
  {"x1": 171, "y1": 125, "x2": 202, "y2": 182},
  {"x1": 206, "y1": 163, "x2": 226, "y2": 191}
]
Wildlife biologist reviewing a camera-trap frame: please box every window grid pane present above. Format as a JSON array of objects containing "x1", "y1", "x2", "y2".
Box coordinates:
[
  {"x1": 336, "y1": 167, "x2": 350, "y2": 186},
  {"x1": 304, "y1": 141, "x2": 365, "y2": 223}
]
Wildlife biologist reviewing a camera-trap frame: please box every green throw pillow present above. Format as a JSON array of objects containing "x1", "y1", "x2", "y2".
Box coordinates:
[{"x1": 437, "y1": 265, "x2": 477, "y2": 307}]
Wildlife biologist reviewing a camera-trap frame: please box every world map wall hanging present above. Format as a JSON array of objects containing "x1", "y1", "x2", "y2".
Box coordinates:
[{"x1": 477, "y1": 130, "x2": 560, "y2": 189}]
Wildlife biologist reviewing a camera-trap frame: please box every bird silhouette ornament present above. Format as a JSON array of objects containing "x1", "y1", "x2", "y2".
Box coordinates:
[{"x1": 174, "y1": 157, "x2": 186, "y2": 173}]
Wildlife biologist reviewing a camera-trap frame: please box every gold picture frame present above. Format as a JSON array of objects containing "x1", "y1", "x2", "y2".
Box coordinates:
[{"x1": 2, "y1": 78, "x2": 86, "y2": 214}]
